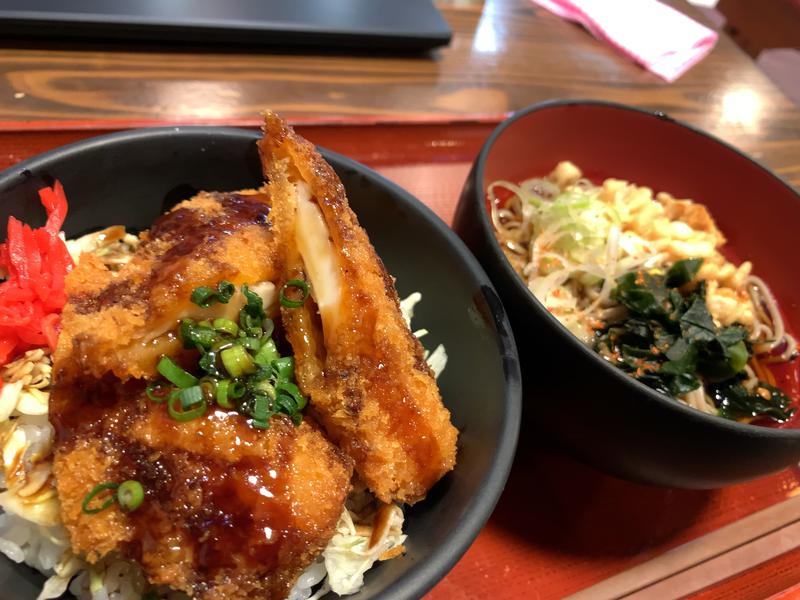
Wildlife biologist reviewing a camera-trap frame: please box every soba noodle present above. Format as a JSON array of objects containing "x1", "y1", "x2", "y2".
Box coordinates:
[{"x1": 490, "y1": 161, "x2": 798, "y2": 420}]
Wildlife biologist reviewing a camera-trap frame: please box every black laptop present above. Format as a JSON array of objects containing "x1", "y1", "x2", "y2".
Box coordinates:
[{"x1": 0, "y1": 0, "x2": 451, "y2": 51}]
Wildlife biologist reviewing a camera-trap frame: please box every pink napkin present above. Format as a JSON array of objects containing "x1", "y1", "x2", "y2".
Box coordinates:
[{"x1": 531, "y1": 0, "x2": 718, "y2": 82}]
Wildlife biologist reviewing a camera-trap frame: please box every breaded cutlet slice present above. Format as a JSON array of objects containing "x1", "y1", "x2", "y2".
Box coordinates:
[
  {"x1": 57, "y1": 189, "x2": 279, "y2": 381},
  {"x1": 52, "y1": 186, "x2": 352, "y2": 599},
  {"x1": 51, "y1": 378, "x2": 351, "y2": 600},
  {"x1": 258, "y1": 112, "x2": 458, "y2": 504}
]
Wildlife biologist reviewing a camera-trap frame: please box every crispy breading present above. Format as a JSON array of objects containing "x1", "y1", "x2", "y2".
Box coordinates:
[
  {"x1": 55, "y1": 189, "x2": 280, "y2": 381},
  {"x1": 51, "y1": 379, "x2": 351, "y2": 600},
  {"x1": 51, "y1": 189, "x2": 353, "y2": 599},
  {"x1": 258, "y1": 112, "x2": 458, "y2": 505}
]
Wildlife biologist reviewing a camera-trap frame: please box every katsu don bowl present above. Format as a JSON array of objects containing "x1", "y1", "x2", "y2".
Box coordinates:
[{"x1": 0, "y1": 119, "x2": 521, "y2": 600}]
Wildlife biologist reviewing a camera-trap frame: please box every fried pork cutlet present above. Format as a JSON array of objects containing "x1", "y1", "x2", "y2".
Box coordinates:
[
  {"x1": 51, "y1": 381, "x2": 351, "y2": 600},
  {"x1": 57, "y1": 189, "x2": 280, "y2": 381},
  {"x1": 258, "y1": 112, "x2": 458, "y2": 504},
  {"x1": 51, "y1": 189, "x2": 353, "y2": 599}
]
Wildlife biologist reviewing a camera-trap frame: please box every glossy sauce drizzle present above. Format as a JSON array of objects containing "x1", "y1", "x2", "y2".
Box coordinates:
[
  {"x1": 53, "y1": 378, "x2": 300, "y2": 582},
  {"x1": 122, "y1": 405, "x2": 297, "y2": 578},
  {"x1": 149, "y1": 192, "x2": 272, "y2": 272},
  {"x1": 71, "y1": 192, "x2": 272, "y2": 315}
]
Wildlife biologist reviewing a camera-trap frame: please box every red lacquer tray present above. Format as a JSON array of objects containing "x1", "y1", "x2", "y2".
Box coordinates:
[{"x1": 1, "y1": 120, "x2": 799, "y2": 599}]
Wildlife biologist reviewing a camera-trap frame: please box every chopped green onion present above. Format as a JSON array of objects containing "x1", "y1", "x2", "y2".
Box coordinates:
[
  {"x1": 117, "y1": 480, "x2": 145, "y2": 513},
  {"x1": 199, "y1": 351, "x2": 223, "y2": 378},
  {"x1": 191, "y1": 280, "x2": 235, "y2": 308},
  {"x1": 82, "y1": 482, "x2": 119, "y2": 515},
  {"x1": 272, "y1": 356, "x2": 295, "y2": 381},
  {"x1": 145, "y1": 383, "x2": 171, "y2": 404},
  {"x1": 177, "y1": 385, "x2": 205, "y2": 409},
  {"x1": 157, "y1": 356, "x2": 198, "y2": 389},
  {"x1": 276, "y1": 381, "x2": 307, "y2": 411},
  {"x1": 179, "y1": 319, "x2": 197, "y2": 349},
  {"x1": 168, "y1": 393, "x2": 207, "y2": 421},
  {"x1": 248, "y1": 366, "x2": 271, "y2": 382},
  {"x1": 254, "y1": 338, "x2": 279, "y2": 366},
  {"x1": 239, "y1": 284, "x2": 266, "y2": 335},
  {"x1": 213, "y1": 318, "x2": 239, "y2": 337},
  {"x1": 280, "y1": 279, "x2": 309, "y2": 308},
  {"x1": 221, "y1": 345, "x2": 256, "y2": 377},
  {"x1": 251, "y1": 394, "x2": 273, "y2": 429},
  {"x1": 242, "y1": 284, "x2": 266, "y2": 318},
  {"x1": 236, "y1": 337, "x2": 262, "y2": 352},
  {"x1": 230, "y1": 380, "x2": 247, "y2": 398},
  {"x1": 250, "y1": 377, "x2": 276, "y2": 398},
  {"x1": 199, "y1": 378, "x2": 217, "y2": 402},
  {"x1": 275, "y1": 393, "x2": 296, "y2": 415},
  {"x1": 239, "y1": 313, "x2": 262, "y2": 336},
  {"x1": 215, "y1": 379, "x2": 234, "y2": 409},
  {"x1": 252, "y1": 394, "x2": 271, "y2": 419},
  {"x1": 182, "y1": 323, "x2": 219, "y2": 350},
  {"x1": 261, "y1": 318, "x2": 275, "y2": 339},
  {"x1": 211, "y1": 339, "x2": 235, "y2": 353},
  {"x1": 161, "y1": 280, "x2": 307, "y2": 430}
]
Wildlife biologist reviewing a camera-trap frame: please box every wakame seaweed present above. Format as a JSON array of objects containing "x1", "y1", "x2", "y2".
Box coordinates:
[{"x1": 593, "y1": 259, "x2": 794, "y2": 423}]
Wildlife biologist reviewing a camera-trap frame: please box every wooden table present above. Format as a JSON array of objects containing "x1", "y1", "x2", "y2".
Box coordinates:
[
  {"x1": 1, "y1": 1, "x2": 799, "y2": 598},
  {"x1": 0, "y1": 0, "x2": 797, "y2": 185}
]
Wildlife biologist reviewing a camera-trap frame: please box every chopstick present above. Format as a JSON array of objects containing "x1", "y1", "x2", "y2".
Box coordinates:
[{"x1": 565, "y1": 493, "x2": 800, "y2": 599}]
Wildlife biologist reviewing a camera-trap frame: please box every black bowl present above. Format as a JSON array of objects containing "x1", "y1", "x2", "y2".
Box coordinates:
[
  {"x1": 0, "y1": 127, "x2": 521, "y2": 599},
  {"x1": 453, "y1": 99, "x2": 800, "y2": 489}
]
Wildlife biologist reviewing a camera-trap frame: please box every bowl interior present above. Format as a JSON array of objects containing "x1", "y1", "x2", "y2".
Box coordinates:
[
  {"x1": 481, "y1": 102, "x2": 800, "y2": 413},
  {"x1": 481, "y1": 102, "x2": 800, "y2": 337},
  {"x1": 0, "y1": 128, "x2": 521, "y2": 599}
]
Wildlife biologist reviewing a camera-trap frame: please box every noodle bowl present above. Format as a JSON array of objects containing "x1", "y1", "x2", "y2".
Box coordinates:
[{"x1": 490, "y1": 161, "x2": 798, "y2": 424}]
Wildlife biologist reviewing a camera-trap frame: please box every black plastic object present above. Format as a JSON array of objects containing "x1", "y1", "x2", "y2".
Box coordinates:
[
  {"x1": 0, "y1": 0, "x2": 451, "y2": 51},
  {"x1": 0, "y1": 127, "x2": 520, "y2": 599},
  {"x1": 454, "y1": 99, "x2": 800, "y2": 489}
]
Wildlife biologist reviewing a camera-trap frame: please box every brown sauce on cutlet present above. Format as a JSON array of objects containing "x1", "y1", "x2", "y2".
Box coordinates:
[
  {"x1": 150, "y1": 192, "x2": 272, "y2": 268},
  {"x1": 70, "y1": 280, "x2": 143, "y2": 315},
  {"x1": 327, "y1": 350, "x2": 441, "y2": 487},
  {"x1": 71, "y1": 192, "x2": 272, "y2": 315},
  {"x1": 335, "y1": 292, "x2": 443, "y2": 490},
  {"x1": 115, "y1": 435, "x2": 296, "y2": 576},
  {"x1": 119, "y1": 410, "x2": 297, "y2": 578},
  {"x1": 53, "y1": 376, "x2": 299, "y2": 581},
  {"x1": 190, "y1": 452, "x2": 294, "y2": 573},
  {"x1": 365, "y1": 357, "x2": 442, "y2": 490},
  {"x1": 70, "y1": 279, "x2": 144, "y2": 317},
  {"x1": 49, "y1": 374, "x2": 146, "y2": 450}
]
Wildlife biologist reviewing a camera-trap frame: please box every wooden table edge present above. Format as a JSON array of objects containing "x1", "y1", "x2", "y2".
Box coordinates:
[{"x1": 0, "y1": 112, "x2": 510, "y2": 133}]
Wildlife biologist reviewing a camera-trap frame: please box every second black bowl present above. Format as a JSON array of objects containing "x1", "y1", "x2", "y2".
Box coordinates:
[{"x1": 454, "y1": 100, "x2": 800, "y2": 489}]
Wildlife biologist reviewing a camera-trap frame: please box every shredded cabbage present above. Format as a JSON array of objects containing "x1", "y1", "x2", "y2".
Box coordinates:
[
  {"x1": 493, "y1": 167, "x2": 665, "y2": 342},
  {"x1": 323, "y1": 507, "x2": 406, "y2": 596},
  {"x1": 399, "y1": 293, "x2": 447, "y2": 378}
]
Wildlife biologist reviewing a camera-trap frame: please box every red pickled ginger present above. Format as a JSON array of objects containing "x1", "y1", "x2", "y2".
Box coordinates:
[{"x1": 0, "y1": 181, "x2": 73, "y2": 365}]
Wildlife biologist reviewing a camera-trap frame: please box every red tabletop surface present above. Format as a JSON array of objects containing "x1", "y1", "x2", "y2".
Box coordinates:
[{"x1": 0, "y1": 121, "x2": 799, "y2": 599}]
